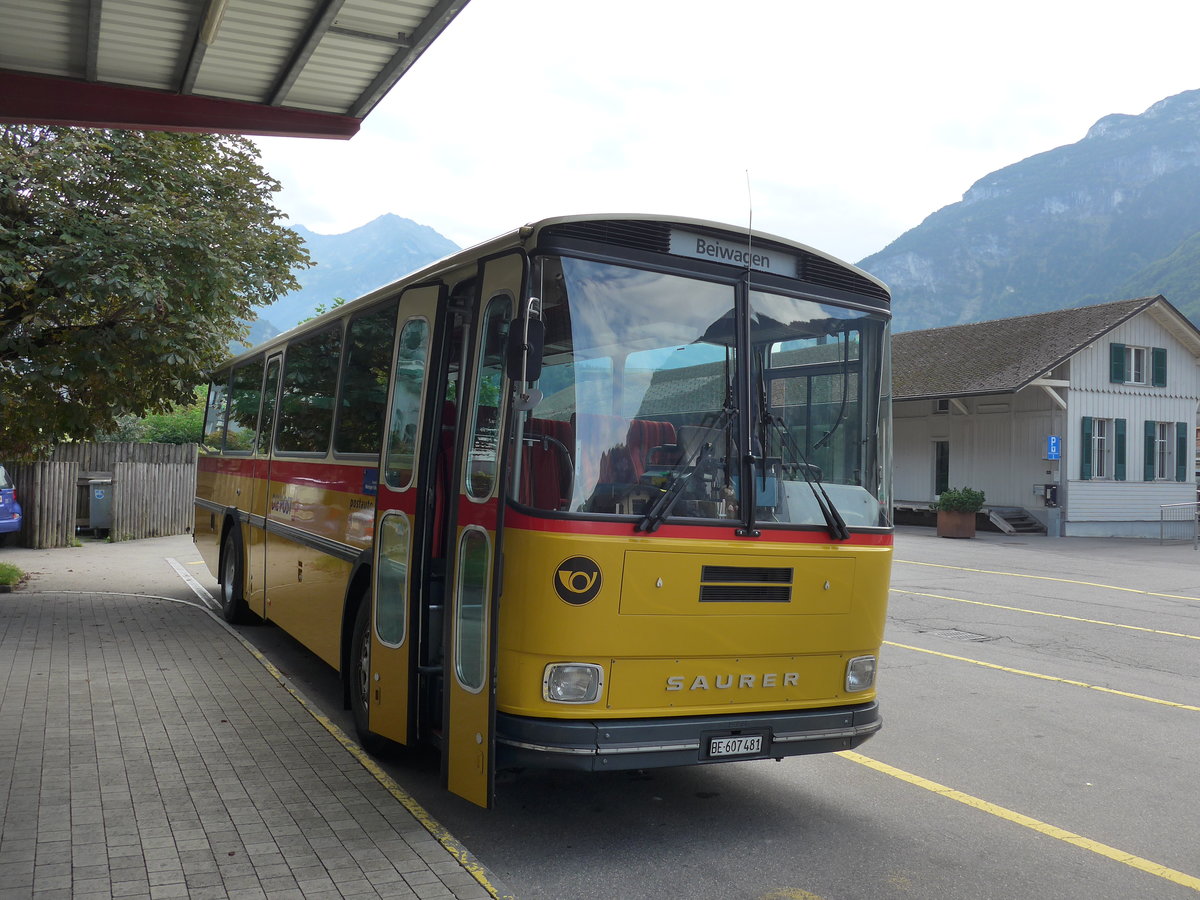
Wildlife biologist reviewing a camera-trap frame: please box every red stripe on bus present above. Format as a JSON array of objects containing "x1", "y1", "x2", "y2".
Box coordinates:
[
  {"x1": 502, "y1": 507, "x2": 893, "y2": 545},
  {"x1": 458, "y1": 495, "x2": 500, "y2": 531},
  {"x1": 197, "y1": 456, "x2": 377, "y2": 495}
]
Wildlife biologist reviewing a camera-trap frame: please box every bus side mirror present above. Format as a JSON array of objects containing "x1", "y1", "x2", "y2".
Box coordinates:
[{"x1": 506, "y1": 316, "x2": 544, "y2": 383}]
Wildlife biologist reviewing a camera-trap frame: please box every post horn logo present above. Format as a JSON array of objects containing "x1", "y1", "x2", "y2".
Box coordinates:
[{"x1": 554, "y1": 556, "x2": 602, "y2": 605}]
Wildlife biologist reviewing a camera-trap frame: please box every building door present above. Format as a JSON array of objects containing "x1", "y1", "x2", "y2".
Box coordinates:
[{"x1": 934, "y1": 440, "x2": 950, "y2": 496}]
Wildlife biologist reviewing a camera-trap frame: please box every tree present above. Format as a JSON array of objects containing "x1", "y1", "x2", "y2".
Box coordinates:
[
  {"x1": 98, "y1": 386, "x2": 207, "y2": 445},
  {"x1": 0, "y1": 126, "x2": 310, "y2": 460}
]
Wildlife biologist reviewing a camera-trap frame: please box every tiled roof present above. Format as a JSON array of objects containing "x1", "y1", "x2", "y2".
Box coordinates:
[{"x1": 892, "y1": 297, "x2": 1161, "y2": 399}]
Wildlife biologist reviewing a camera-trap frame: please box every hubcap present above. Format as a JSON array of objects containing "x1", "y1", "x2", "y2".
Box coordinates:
[
  {"x1": 357, "y1": 623, "x2": 371, "y2": 709},
  {"x1": 222, "y1": 551, "x2": 234, "y2": 609}
]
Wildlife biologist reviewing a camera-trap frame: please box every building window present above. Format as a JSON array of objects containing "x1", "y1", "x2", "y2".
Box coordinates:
[
  {"x1": 932, "y1": 398, "x2": 950, "y2": 415},
  {"x1": 1091, "y1": 418, "x2": 1110, "y2": 478},
  {"x1": 1143, "y1": 421, "x2": 1189, "y2": 482},
  {"x1": 1110, "y1": 343, "x2": 1167, "y2": 386},
  {"x1": 1145, "y1": 421, "x2": 1181, "y2": 481},
  {"x1": 1126, "y1": 347, "x2": 1146, "y2": 384},
  {"x1": 1081, "y1": 416, "x2": 1126, "y2": 481},
  {"x1": 1155, "y1": 422, "x2": 1173, "y2": 479}
]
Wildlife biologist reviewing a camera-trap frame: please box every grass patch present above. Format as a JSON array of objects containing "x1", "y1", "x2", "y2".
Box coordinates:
[{"x1": 0, "y1": 561, "x2": 25, "y2": 587}]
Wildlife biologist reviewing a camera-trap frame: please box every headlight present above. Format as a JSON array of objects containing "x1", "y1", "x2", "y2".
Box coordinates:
[
  {"x1": 845, "y1": 655, "x2": 877, "y2": 693},
  {"x1": 543, "y1": 663, "x2": 604, "y2": 703}
]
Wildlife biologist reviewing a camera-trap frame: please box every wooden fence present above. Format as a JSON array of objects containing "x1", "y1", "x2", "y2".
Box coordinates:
[
  {"x1": 50, "y1": 441, "x2": 196, "y2": 468},
  {"x1": 5, "y1": 443, "x2": 197, "y2": 548},
  {"x1": 9, "y1": 461, "x2": 78, "y2": 549},
  {"x1": 111, "y1": 460, "x2": 196, "y2": 540}
]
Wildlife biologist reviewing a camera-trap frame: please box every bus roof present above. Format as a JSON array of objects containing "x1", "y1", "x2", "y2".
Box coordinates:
[{"x1": 224, "y1": 213, "x2": 888, "y2": 367}]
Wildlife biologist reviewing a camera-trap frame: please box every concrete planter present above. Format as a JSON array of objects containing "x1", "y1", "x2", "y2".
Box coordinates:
[{"x1": 936, "y1": 509, "x2": 977, "y2": 539}]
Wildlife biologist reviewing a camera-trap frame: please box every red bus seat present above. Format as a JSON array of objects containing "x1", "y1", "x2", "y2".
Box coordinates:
[
  {"x1": 519, "y1": 417, "x2": 574, "y2": 510},
  {"x1": 432, "y1": 401, "x2": 456, "y2": 558},
  {"x1": 625, "y1": 418, "x2": 678, "y2": 478}
]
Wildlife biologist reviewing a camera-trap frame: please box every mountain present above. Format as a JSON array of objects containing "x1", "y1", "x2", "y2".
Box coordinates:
[
  {"x1": 245, "y1": 316, "x2": 281, "y2": 346},
  {"x1": 858, "y1": 89, "x2": 1200, "y2": 332},
  {"x1": 258, "y1": 214, "x2": 460, "y2": 334}
]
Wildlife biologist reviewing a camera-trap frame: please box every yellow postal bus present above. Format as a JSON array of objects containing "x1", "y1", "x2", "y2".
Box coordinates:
[{"x1": 194, "y1": 214, "x2": 893, "y2": 808}]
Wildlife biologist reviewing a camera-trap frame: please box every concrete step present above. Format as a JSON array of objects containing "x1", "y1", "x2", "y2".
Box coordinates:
[{"x1": 987, "y1": 507, "x2": 1046, "y2": 535}]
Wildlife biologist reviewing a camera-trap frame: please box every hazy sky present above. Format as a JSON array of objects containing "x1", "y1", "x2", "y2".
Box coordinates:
[{"x1": 255, "y1": 0, "x2": 1200, "y2": 265}]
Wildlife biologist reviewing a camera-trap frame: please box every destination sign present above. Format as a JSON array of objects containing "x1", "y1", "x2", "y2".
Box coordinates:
[{"x1": 670, "y1": 229, "x2": 797, "y2": 275}]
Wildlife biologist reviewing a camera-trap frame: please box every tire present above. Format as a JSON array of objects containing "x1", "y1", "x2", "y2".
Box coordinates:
[
  {"x1": 219, "y1": 530, "x2": 250, "y2": 624},
  {"x1": 350, "y1": 599, "x2": 389, "y2": 754}
]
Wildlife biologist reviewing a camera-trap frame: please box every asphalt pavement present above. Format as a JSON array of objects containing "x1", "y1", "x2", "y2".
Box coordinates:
[{"x1": 2, "y1": 527, "x2": 1197, "y2": 900}]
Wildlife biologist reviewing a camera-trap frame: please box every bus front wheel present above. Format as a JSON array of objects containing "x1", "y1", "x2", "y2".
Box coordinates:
[
  {"x1": 350, "y1": 599, "x2": 388, "y2": 754},
  {"x1": 219, "y1": 531, "x2": 250, "y2": 624}
]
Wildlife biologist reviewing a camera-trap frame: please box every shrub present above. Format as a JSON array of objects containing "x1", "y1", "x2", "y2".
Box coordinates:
[{"x1": 931, "y1": 487, "x2": 985, "y2": 513}]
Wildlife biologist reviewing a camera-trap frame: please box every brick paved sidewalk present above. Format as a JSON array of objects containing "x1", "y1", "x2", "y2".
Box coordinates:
[{"x1": 0, "y1": 591, "x2": 496, "y2": 900}]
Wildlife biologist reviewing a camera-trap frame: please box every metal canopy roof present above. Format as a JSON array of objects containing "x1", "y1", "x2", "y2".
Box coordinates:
[{"x1": 0, "y1": 0, "x2": 471, "y2": 139}]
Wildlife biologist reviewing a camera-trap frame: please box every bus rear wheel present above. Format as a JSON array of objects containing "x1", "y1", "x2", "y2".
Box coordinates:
[{"x1": 220, "y1": 531, "x2": 250, "y2": 624}]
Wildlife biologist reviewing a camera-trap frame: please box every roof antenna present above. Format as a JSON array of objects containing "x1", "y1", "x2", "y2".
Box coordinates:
[{"x1": 745, "y1": 169, "x2": 754, "y2": 270}]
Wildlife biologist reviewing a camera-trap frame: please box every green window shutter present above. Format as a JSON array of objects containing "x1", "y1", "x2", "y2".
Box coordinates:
[
  {"x1": 1151, "y1": 347, "x2": 1167, "y2": 387},
  {"x1": 1176, "y1": 422, "x2": 1189, "y2": 482},
  {"x1": 1114, "y1": 418, "x2": 1126, "y2": 481},
  {"x1": 1109, "y1": 343, "x2": 1126, "y2": 383},
  {"x1": 1144, "y1": 421, "x2": 1156, "y2": 481},
  {"x1": 1080, "y1": 416, "x2": 1093, "y2": 480}
]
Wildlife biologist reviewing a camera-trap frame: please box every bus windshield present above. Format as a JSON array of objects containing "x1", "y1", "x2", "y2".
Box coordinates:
[{"x1": 513, "y1": 255, "x2": 891, "y2": 530}]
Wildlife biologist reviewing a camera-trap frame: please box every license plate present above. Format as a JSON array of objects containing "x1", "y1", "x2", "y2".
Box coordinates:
[{"x1": 708, "y1": 735, "x2": 763, "y2": 757}]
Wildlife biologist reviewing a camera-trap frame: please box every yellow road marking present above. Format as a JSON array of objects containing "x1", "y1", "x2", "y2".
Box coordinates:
[
  {"x1": 884, "y1": 641, "x2": 1200, "y2": 712},
  {"x1": 839, "y1": 751, "x2": 1200, "y2": 892},
  {"x1": 891, "y1": 588, "x2": 1200, "y2": 642},
  {"x1": 758, "y1": 891, "x2": 827, "y2": 900},
  {"x1": 894, "y1": 559, "x2": 1200, "y2": 603}
]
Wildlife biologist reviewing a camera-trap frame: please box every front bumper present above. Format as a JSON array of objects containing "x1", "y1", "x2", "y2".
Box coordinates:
[{"x1": 495, "y1": 701, "x2": 880, "y2": 771}]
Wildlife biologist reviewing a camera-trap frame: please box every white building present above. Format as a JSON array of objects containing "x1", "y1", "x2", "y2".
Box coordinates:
[{"x1": 892, "y1": 296, "x2": 1200, "y2": 537}]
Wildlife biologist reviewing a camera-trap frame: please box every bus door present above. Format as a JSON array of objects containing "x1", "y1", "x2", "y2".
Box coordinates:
[
  {"x1": 245, "y1": 354, "x2": 281, "y2": 617},
  {"x1": 370, "y1": 285, "x2": 443, "y2": 746},
  {"x1": 443, "y1": 255, "x2": 521, "y2": 808}
]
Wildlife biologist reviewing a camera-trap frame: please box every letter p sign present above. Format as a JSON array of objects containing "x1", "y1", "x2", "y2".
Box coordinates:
[{"x1": 554, "y1": 556, "x2": 603, "y2": 605}]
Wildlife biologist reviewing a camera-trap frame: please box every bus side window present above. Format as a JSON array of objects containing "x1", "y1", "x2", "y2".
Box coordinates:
[
  {"x1": 202, "y1": 373, "x2": 230, "y2": 451},
  {"x1": 466, "y1": 296, "x2": 511, "y2": 499},
  {"x1": 256, "y1": 358, "x2": 281, "y2": 456},
  {"x1": 226, "y1": 358, "x2": 264, "y2": 453},
  {"x1": 336, "y1": 299, "x2": 398, "y2": 456},
  {"x1": 276, "y1": 324, "x2": 343, "y2": 454},
  {"x1": 383, "y1": 318, "x2": 430, "y2": 489}
]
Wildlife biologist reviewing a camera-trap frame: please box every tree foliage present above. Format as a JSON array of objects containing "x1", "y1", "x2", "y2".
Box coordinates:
[
  {"x1": 99, "y1": 386, "x2": 207, "y2": 445},
  {"x1": 0, "y1": 126, "x2": 310, "y2": 460}
]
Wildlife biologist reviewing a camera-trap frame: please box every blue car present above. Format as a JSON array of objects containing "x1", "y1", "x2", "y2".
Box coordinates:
[{"x1": 0, "y1": 465, "x2": 22, "y2": 544}]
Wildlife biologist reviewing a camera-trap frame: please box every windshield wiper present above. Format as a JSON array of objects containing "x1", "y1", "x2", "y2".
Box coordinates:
[
  {"x1": 765, "y1": 412, "x2": 850, "y2": 542},
  {"x1": 635, "y1": 442, "x2": 714, "y2": 533},
  {"x1": 635, "y1": 407, "x2": 732, "y2": 533}
]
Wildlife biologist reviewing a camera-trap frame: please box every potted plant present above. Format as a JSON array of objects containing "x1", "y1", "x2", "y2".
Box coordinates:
[{"x1": 931, "y1": 487, "x2": 985, "y2": 538}]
